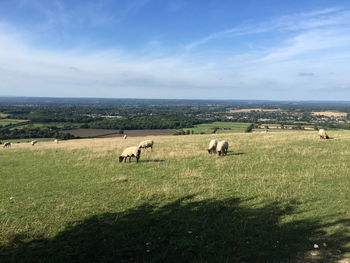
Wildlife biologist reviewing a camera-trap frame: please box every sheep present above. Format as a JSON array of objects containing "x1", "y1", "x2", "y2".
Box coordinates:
[
  {"x1": 123, "y1": 134, "x2": 128, "y2": 139},
  {"x1": 217, "y1": 140, "x2": 228, "y2": 156},
  {"x1": 318, "y1": 129, "x2": 329, "y2": 139},
  {"x1": 54, "y1": 139, "x2": 59, "y2": 144},
  {"x1": 207, "y1": 139, "x2": 218, "y2": 154},
  {"x1": 31, "y1": 140, "x2": 37, "y2": 146},
  {"x1": 119, "y1": 146, "x2": 141, "y2": 163},
  {"x1": 138, "y1": 139, "x2": 154, "y2": 150},
  {"x1": 3, "y1": 142, "x2": 11, "y2": 148}
]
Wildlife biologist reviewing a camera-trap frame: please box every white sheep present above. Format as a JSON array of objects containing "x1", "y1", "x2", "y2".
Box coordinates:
[
  {"x1": 3, "y1": 142, "x2": 11, "y2": 148},
  {"x1": 119, "y1": 146, "x2": 141, "y2": 163},
  {"x1": 138, "y1": 139, "x2": 154, "y2": 150},
  {"x1": 217, "y1": 140, "x2": 229, "y2": 156},
  {"x1": 31, "y1": 140, "x2": 37, "y2": 146},
  {"x1": 123, "y1": 134, "x2": 128, "y2": 139},
  {"x1": 318, "y1": 129, "x2": 329, "y2": 139},
  {"x1": 207, "y1": 139, "x2": 218, "y2": 154},
  {"x1": 54, "y1": 139, "x2": 59, "y2": 144}
]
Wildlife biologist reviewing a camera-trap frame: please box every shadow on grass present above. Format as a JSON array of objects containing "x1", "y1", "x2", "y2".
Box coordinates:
[{"x1": 1, "y1": 196, "x2": 349, "y2": 262}]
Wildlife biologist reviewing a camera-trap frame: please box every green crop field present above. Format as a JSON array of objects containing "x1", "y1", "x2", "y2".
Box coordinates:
[
  {"x1": 0, "y1": 131, "x2": 349, "y2": 262},
  {"x1": 0, "y1": 119, "x2": 28, "y2": 126},
  {"x1": 188, "y1": 122, "x2": 252, "y2": 134}
]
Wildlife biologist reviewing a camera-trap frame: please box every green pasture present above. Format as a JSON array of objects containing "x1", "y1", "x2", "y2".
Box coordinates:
[
  {"x1": 0, "y1": 131, "x2": 349, "y2": 262},
  {"x1": 12, "y1": 122, "x2": 81, "y2": 130},
  {"x1": 0, "y1": 119, "x2": 28, "y2": 127},
  {"x1": 189, "y1": 122, "x2": 251, "y2": 134}
]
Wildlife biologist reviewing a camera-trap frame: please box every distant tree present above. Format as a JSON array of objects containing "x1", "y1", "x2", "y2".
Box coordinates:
[
  {"x1": 212, "y1": 127, "x2": 219, "y2": 134},
  {"x1": 245, "y1": 123, "x2": 254, "y2": 133}
]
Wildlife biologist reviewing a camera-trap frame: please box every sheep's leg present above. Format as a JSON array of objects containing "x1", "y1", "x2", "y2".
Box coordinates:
[
  {"x1": 136, "y1": 156, "x2": 139, "y2": 163},
  {"x1": 124, "y1": 158, "x2": 127, "y2": 163}
]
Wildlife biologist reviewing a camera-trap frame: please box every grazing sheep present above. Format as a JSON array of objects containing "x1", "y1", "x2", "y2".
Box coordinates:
[
  {"x1": 119, "y1": 146, "x2": 141, "y2": 163},
  {"x1": 318, "y1": 129, "x2": 329, "y2": 139},
  {"x1": 123, "y1": 134, "x2": 128, "y2": 139},
  {"x1": 217, "y1": 140, "x2": 229, "y2": 156},
  {"x1": 138, "y1": 139, "x2": 154, "y2": 150},
  {"x1": 3, "y1": 142, "x2": 11, "y2": 148},
  {"x1": 31, "y1": 140, "x2": 37, "y2": 146},
  {"x1": 207, "y1": 139, "x2": 218, "y2": 154},
  {"x1": 54, "y1": 139, "x2": 59, "y2": 144}
]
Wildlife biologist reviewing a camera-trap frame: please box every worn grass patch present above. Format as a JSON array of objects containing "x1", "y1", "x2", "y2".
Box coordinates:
[{"x1": 0, "y1": 131, "x2": 349, "y2": 262}]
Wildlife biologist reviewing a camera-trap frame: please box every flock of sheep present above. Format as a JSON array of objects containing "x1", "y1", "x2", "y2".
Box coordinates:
[
  {"x1": 119, "y1": 138, "x2": 230, "y2": 163},
  {"x1": 116, "y1": 129, "x2": 331, "y2": 163},
  {"x1": 2, "y1": 130, "x2": 331, "y2": 163}
]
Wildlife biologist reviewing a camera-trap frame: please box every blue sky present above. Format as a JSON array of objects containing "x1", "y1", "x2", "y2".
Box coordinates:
[{"x1": 1, "y1": 0, "x2": 350, "y2": 100}]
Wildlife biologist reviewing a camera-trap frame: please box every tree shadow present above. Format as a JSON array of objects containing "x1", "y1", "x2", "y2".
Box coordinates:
[{"x1": 1, "y1": 196, "x2": 349, "y2": 262}]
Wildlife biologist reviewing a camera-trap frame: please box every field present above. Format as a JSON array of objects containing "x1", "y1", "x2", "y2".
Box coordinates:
[
  {"x1": 13, "y1": 122, "x2": 81, "y2": 130},
  {"x1": 61, "y1": 128, "x2": 173, "y2": 138},
  {"x1": 228, "y1": 108, "x2": 280, "y2": 113},
  {"x1": 190, "y1": 122, "x2": 252, "y2": 134},
  {"x1": 312, "y1": 111, "x2": 347, "y2": 117},
  {"x1": 0, "y1": 119, "x2": 28, "y2": 126},
  {"x1": 0, "y1": 113, "x2": 9, "y2": 118},
  {"x1": 1, "y1": 138, "x2": 54, "y2": 144},
  {"x1": 1, "y1": 131, "x2": 350, "y2": 262}
]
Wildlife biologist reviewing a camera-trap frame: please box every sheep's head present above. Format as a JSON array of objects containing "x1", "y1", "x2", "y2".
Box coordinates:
[{"x1": 119, "y1": 156, "x2": 124, "y2": 162}]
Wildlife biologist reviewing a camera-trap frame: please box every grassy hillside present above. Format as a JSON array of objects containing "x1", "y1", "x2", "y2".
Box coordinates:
[{"x1": 0, "y1": 131, "x2": 349, "y2": 262}]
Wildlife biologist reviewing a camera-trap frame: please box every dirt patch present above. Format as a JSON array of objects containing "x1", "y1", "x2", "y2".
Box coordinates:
[{"x1": 61, "y1": 129, "x2": 173, "y2": 138}]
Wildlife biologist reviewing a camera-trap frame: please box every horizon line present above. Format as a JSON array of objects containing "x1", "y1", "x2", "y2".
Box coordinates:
[{"x1": 1, "y1": 95, "x2": 350, "y2": 103}]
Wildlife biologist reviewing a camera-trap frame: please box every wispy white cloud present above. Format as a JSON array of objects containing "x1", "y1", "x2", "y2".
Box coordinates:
[
  {"x1": 184, "y1": 7, "x2": 350, "y2": 51},
  {"x1": 1, "y1": 6, "x2": 350, "y2": 99}
]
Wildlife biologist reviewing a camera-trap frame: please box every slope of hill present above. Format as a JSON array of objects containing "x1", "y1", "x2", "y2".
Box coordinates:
[{"x1": 1, "y1": 131, "x2": 349, "y2": 262}]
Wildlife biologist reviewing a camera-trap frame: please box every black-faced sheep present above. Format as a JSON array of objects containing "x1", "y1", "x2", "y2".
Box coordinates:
[
  {"x1": 207, "y1": 139, "x2": 217, "y2": 154},
  {"x1": 318, "y1": 129, "x2": 329, "y2": 139},
  {"x1": 138, "y1": 140, "x2": 153, "y2": 150},
  {"x1": 3, "y1": 142, "x2": 11, "y2": 148},
  {"x1": 31, "y1": 140, "x2": 37, "y2": 146},
  {"x1": 119, "y1": 146, "x2": 141, "y2": 163},
  {"x1": 217, "y1": 140, "x2": 228, "y2": 156},
  {"x1": 123, "y1": 135, "x2": 128, "y2": 139}
]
